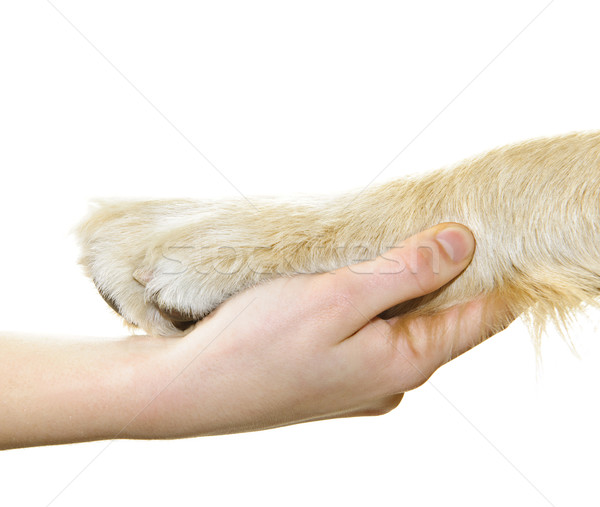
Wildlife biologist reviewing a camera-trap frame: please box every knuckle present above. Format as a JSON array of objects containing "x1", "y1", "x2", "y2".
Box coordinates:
[
  {"x1": 373, "y1": 318, "x2": 440, "y2": 393},
  {"x1": 400, "y1": 242, "x2": 441, "y2": 292}
]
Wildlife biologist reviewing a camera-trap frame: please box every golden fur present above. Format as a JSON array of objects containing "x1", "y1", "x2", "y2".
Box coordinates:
[{"x1": 76, "y1": 132, "x2": 600, "y2": 344}]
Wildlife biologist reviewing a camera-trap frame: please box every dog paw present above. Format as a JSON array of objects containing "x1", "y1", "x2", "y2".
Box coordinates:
[
  {"x1": 129, "y1": 230, "x2": 281, "y2": 328},
  {"x1": 77, "y1": 199, "x2": 287, "y2": 335},
  {"x1": 76, "y1": 199, "x2": 209, "y2": 335}
]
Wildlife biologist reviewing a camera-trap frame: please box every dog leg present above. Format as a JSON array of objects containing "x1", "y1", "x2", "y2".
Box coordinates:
[{"x1": 77, "y1": 132, "x2": 600, "y2": 340}]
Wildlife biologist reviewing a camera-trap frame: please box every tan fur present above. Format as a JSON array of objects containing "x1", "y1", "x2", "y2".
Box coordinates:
[{"x1": 76, "y1": 131, "x2": 600, "y2": 344}]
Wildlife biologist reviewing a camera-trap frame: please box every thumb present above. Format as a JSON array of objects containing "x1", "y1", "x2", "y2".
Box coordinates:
[{"x1": 323, "y1": 223, "x2": 476, "y2": 336}]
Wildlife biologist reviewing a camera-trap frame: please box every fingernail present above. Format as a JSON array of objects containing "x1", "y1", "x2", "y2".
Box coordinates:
[{"x1": 435, "y1": 225, "x2": 475, "y2": 262}]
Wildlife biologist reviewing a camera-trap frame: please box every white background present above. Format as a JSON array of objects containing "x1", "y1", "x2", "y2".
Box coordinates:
[{"x1": 1, "y1": 1, "x2": 599, "y2": 506}]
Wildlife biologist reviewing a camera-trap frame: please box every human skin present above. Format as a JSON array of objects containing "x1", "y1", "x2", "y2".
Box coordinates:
[{"x1": 0, "y1": 223, "x2": 513, "y2": 450}]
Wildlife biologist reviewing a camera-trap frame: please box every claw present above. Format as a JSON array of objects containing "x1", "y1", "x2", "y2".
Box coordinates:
[{"x1": 133, "y1": 268, "x2": 153, "y2": 286}]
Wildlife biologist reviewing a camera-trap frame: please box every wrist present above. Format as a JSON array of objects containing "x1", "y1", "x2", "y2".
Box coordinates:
[{"x1": 112, "y1": 335, "x2": 187, "y2": 441}]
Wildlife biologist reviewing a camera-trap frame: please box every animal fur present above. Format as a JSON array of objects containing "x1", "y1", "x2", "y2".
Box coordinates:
[{"x1": 76, "y1": 131, "x2": 600, "y2": 345}]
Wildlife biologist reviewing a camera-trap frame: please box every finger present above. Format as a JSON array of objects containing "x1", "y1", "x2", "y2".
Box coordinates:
[
  {"x1": 340, "y1": 294, "x2": 517, "y2": 395},
  {"x1": 433, "y1": 294, "x2": 518, "y2": 363},
  {"x1": 391, "y1": 295, "x2": 517, "y2": 389},
  {"x1": 311, "y1": 223, "x2": 476, "y2": 337}
]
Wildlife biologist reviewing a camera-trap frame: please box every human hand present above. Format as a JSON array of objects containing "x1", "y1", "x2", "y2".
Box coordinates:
[
  {"x1": 0, "y1": 222, "x2": 515, "y2": 449},
  {"x1": 132, "y1": 223, "x2": 514, "y2": 438}
]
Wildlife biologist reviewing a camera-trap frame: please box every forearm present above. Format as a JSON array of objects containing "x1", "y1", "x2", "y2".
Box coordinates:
[
  {"x1": 0, "y1": 330, "x2": 286, "y2": 449},
  {"x1": 0, "y1": 333, "x2": 173, "y2": 449}
]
